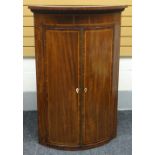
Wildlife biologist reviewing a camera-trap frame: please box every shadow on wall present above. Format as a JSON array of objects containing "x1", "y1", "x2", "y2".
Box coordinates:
[{"x1": 23, "y1": 91, "x2": 132, "y2": 111}]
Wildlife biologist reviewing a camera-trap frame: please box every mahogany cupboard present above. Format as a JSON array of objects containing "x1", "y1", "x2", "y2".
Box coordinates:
[{"x1": 29, "y1": 5, "x2": 127, "y2": 150}]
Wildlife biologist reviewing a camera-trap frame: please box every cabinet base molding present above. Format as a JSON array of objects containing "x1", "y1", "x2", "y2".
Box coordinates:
[{"x1": 39, "y1": 134, "x2": 116, "y2": 150}]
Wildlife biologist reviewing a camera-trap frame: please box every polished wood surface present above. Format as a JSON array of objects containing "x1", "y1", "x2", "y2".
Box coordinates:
[
  {"x1": 45, "y1": 30, "x2": 80, "y2": 145},
  {"x1": 29, "y1": 5, "x2": 126, "y2": 150},
  {"x1": 29, "y1": 5, "x2": 127, "y2": 14},
  {"x1": 84, "y1": 27, "x2": 113, "y2": 144}
]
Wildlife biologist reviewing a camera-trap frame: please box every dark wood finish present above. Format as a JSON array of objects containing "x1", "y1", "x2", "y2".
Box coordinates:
[
  {"x1": 29, "y1": 5, "x2": 127, "y2": 14},
  {"x1": 84, "y1": 27, "x2": 114, "y2": 144},
  {"x1": 29, "y1": 5, "x2": 127, "y2": 150},
  {"x1": 45, "y1": 30, "x2": 80, "y2": 146}
]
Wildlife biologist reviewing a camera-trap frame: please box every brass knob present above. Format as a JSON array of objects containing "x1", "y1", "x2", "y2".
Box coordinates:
[
  {"x1": 84, "y1": 88, "x2": 87, "y2": 93},
  {"x1": 76, "y1": 88, "x2": 79, "y2": 94}
]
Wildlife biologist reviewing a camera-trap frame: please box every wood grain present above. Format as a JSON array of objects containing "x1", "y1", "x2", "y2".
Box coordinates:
[
  {"x1": 23, "y1": 46, "x2": 132, "y2": 57},
  {"x1": 24, "y1": 36, "x2": 132, "y2": 47},
  {"x1": 45, "y1": 29, "x2": 80, "y2": 145},
  {"x1": 84, "y1": 28, "x2": 113, "y2": 144},
  {"x1": 31, "y1": 5, "x2": 127, "y2": 149},
  {"x1": 34, "y1": 25, "x2": 48, "y2": 143},
  {"x1": 24, "y1": 26, "x2": 132, "y2": 37}
]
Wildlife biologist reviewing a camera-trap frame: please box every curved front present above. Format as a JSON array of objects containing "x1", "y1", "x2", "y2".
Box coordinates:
[
  {"x1": 32, "y1": 8, "x2": 122, "y2": 150},
  {"x1": 39, "y1": 134, "x2": 116, "y2": 150},
  {"x1": 36, "y1": 26, "x2": 117, "y2": 150}
]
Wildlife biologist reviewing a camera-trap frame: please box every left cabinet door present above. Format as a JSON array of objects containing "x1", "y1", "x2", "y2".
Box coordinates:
[{"x1": 40, "y1": 29, "x2": 80, "y2": 146}]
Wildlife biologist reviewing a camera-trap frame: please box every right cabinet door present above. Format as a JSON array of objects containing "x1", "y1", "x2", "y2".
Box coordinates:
[{"x1": 84, "y1": 27, "x2": 115, "y2": 144}]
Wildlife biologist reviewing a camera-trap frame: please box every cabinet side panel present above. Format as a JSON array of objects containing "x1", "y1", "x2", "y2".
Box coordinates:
[
  {"x1": 84, "y1": 28, "x2": 114, "y2": 144},
  {"x1": 112, "y1": 13, "x2": 121, "y2": 136},
  {"x1": 34, "y1": 25, "x2": 48, "y2": 143},
  {"x1": 45, "y1": 30, "x2": 80, "y2": 145}
]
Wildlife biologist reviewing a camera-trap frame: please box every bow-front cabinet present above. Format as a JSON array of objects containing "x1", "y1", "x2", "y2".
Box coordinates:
[{"x1": 29, "y1": 5, "x2": 127, "y2": 150}]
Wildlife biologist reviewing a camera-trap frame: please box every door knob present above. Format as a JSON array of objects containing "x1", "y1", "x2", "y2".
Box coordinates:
[
  {"x1": 76, "y1": 88, "x2": 79, "y2": 94},
  {"x1": 84, "y1": 88, "x2": 87, "y2": 93}
]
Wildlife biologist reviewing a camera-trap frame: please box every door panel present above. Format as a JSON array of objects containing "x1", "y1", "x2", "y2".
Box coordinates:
[
  {"x1": 45, "y1": 30, "x2": 80, "y2": 145},
  {"x1": 84, "y1": 28, "x2": 113, "y2": 144}
]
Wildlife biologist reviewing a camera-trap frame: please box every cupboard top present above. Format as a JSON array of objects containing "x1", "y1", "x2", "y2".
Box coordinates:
[{"x1": 28, "y1": 5, "x2": 127, "y2": 14}]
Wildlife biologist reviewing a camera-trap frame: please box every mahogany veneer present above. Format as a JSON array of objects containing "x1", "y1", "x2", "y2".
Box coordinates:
[{"x1": 29, "y1": 5, "x2": 127, "y2": 150}]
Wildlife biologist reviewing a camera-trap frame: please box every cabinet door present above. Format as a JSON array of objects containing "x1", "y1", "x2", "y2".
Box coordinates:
[
  {"x1": 84, "y1": 27, "x2": 114, "y2": 144},
  {"x1": 44, "y1": 29, "x2": 80, "y2": 146}
]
